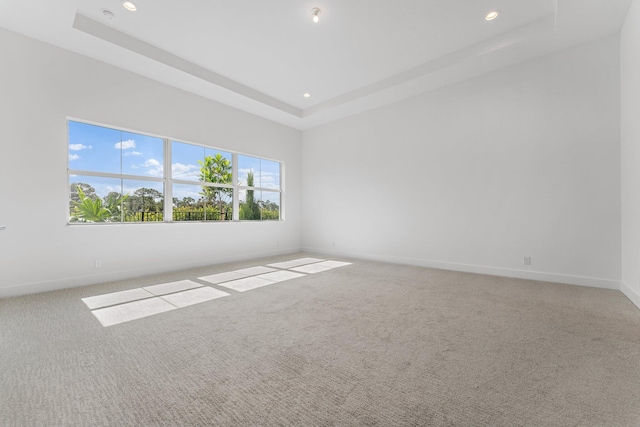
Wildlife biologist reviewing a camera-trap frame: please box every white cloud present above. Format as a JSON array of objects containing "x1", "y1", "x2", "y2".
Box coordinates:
[
  {"x1": 171, "y1": 163, "x2": 200, "y2": 181},
  {"x1": 69, "y1": 154, "x2": 80, "y2": 161},
  {"x1": 114, "y1": 139, "x2": 136, "y2": 150},
  {"x1": 237, "y1": 168, "x2": 279, "y2": 189},
  {"x1": 142, "y1": 158, "x2": 163, "y2": 177},
  {"x1": 69, "y1": 143, "x2": 92, "y2": 151},
  {"x1": 124, "y1": 151, "x2": 142, "y2": 156},
  {"x1": 146, "y1": 167, "x2": 164, "y2": 177}
]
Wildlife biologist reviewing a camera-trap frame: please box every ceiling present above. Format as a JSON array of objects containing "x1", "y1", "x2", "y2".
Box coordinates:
[{"x1": 0, "y1": 0, "x2": 632, "y2": 130}]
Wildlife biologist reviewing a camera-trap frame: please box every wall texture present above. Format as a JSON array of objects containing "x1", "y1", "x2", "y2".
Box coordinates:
[
  {"x1": 302, "y1": 35, "x2": 621, "y2": 289},
  {"x1": 0, "y1": 28, "x2": 302, "y2": 297},
  {"x1": 621, "y1": 0, "x2": 640, "y2": 308}
]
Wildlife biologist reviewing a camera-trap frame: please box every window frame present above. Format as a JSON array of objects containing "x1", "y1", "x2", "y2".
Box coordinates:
[
  {"x1": 236, "y1": 154, "x2": 283, "y2": 221},
  {"x1": 67, "y1": 118, "x2": 284, "y2": 224}
]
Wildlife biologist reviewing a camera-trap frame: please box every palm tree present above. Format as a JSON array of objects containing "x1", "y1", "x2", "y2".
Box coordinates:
[{"x1": 70, "y1": 186, "x2": 127, "y2": 222}]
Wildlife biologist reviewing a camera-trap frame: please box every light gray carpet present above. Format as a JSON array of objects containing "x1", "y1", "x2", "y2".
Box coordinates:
[{"x1": 1, "y1": 253, "x2": 640, "y2": 426}]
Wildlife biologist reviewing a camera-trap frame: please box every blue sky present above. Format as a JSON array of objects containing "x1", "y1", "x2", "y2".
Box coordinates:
[
  {"x1": 68, "y1": 121, "x2": 163, "y2": 177},
  {"x1": 68, "y1": 121, "x2": 281, "y2": 203}
]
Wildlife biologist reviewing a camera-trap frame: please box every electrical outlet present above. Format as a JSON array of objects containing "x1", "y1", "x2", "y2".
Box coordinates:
[
  {"x1": 524, "y1": 256, "x2": 531, "y2": 265},
  {"x1": 95, "y1": 260, "x2": 102, "y2": 269}
]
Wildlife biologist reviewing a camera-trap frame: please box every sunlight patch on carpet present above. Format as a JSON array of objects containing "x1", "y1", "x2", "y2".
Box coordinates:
[
  {"x1": 256, "y1": 270, "x2": 306, "y2": 283},
  {"x1": 216, "y1": 276, "x2": 275, "y2": 292},
  {"x1": 91, "y1": 298, "x2": 177, "y2": 327},
  {"x1": 160, "y1": 287, "x2": 230, "y2": 308},
  {"x1": 82, "y1": 288, "x2": 154, "y2": 310},
  {"x1": 82, "y1": 259, "x2": 352, "y2": 327},
  {"x1": 267, "y1": 257, "x2": 325, "y2": 269},
  {"x1": 143, "y1": 280, "x2": 203, "y2": 296},
  {"x1": 290, "y1": 260, "x2": 352, "y2": 274}
]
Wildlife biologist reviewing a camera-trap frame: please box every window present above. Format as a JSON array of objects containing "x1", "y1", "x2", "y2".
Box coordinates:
[
  {"x1": 68, "y1": 121, "x2": 165, "y2": 223},
  {"x1": 67, "y1": 120, "x2": 283, "y2": 223},
  {"x1": 238, "y1": 155, "x2": 281, "y2": 220},
  {"x1": 171, "y1": 141, "x2": 233, "y2": 222}
]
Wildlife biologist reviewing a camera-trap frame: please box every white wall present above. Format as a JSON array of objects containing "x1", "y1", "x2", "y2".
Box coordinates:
[
  {"x1": 621, "y1": 0, "x2": 640, "y2": 308},
  {"x1": 0, "y1": 28, "x2": 302, "y2": 297},
  {"x1": 303, "y1": 35, "x2": 621, "y2": 289}
]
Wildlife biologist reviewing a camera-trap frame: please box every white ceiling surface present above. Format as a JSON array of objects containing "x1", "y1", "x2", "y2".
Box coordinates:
[{"x1": 0, "y1": 0, "x2": 632, "y2": 130}]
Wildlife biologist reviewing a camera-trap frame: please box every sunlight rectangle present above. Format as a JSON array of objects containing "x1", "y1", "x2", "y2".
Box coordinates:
[
  {"x1": 160, "y1": 287, "x2": 230, "y2": 308},
  {"x1": 199, "y1": 271, "x2": 246, "y2": 285},
  {"x1": 256, "y1": 270, "x2": 306, "y2": 283},
  {"x1": 82, "y1": 288, "x2": 154, "y2": 310},
  {"x1": 143, "y1": 280, "x2": 203, "y2": 296},
  {"x1": 289, "y1": 260, "x2": 352, "y2": 274},
  {"x1": 91, "y1": 298, "x2": 176, "y2": 327},
  {"x1": 233, "y1": 266, "x2": 277, "y2": 276},
  {"x1": 267, "y1": 258, "x2": 325, "y2": 269},
  {"x1": 316, "y1": 261, "x2": 352, "y2": 268},
  {"x1": 216, "y1": 277, "x2": 275, "y2": 292}
]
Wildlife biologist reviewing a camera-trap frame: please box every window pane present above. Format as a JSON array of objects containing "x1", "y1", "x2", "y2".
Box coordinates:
[
  {"x1": 239, "y1": 190, "x2": 280, "y2": 221},
  {"x1": 260, "y1": 159, "x2": 280, "y2": 190},
  {"x1": 238, "y1": 156, "x2": 280, "y2": 190},
  {"x1": 171, "y1": 141, "x2": 232, "y2": 185},
  {"x1": 202, "y1": 183, "x2": 233, "y2": 221},
  {"x1": 202, "y1": 148, "x2": 233, "y2": 186},
  {"x1": 171, "y1": 141, "x2": 204, "y2": 181},
  {"x1": 123, "y1": 180, "x2": 164, "y2": 222},
  {"x1": 239, "y1": 188, "x2": 261, "y2": 221},
  {"x1": 238, "y1": 155, "x2": 261, "y2": 187},
  {"x1": 173, "y1": 184, "x2": 232, "y2": 221},
  {"x1": 68, "y1": 121, "x2": 121, "y2": 174},
  {"x1": 173, "y1": 184, "x2": 207, "y2": 221},
  {"x1": 69, "y1": 122, "x2": 164, "y2": 178},
  {"x1": 260, "y1": 191, "x2": 280, "y2": 220},
  {"x1": 69, "y1": 175, "x2": 123, "y2": 223},
  {"x1": 121, "y1": 131, "x2": 164, "y2": 178}
]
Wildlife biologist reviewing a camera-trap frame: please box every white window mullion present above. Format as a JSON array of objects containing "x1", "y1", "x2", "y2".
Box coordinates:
[
  {"x1": 280, "y1": 162, "x2": 285, "y2": 221},
  {"x1": 232, "y1": 153, "x2": 239, "y2": 221},
  {"x1": 164, "y1": 138, "x2": 172, "y2": 222},
  {"x1": 68, "y1": 169, "x2": 165, "y2": 183}
]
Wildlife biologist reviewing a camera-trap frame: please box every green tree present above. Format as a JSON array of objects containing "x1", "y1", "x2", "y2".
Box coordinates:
[
  {"x1": 198, "y1": 154, "x2": 232, "y2": 220},
  {"x1": 122, "y1": 188, "x2": 163, "y2": 221},
  {"x1": 69, "y1": 183, "x2": 97, "y2": 209},
  {"x1": 175, "y1": 196, "x2": 195, "y2": 208},
  {"x1": 240, "y1": 171, "x2": 261, "y2": 220},
  {"x1": 259, "y1": 199, "x2": 280, "y2": 220},
  {"x1": 70, "y1": 186, "x2": 126, "y2": 222},
  {"x1": 103, "y1": 191, "x2": 127, "y2": 221}
]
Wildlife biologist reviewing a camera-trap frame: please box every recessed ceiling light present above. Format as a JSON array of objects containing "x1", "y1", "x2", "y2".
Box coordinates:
[
  {"x1": 102, "y1": 9, "x2": 115, "y2": 20},
  {"x1": 311, "y1": 8, "x2": 321, "y2": 23},
  {"x1": 123, "y1": 1, "x2": 137, "y2": 12},
  {"x1": 485, "y1": 10, "x2": 500, "y2": 21},
  {"x1": 303, "y1": 93, "x2": 311, "y2": 98}
]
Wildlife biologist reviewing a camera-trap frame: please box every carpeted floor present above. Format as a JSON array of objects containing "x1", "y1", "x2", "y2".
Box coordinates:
[{"x1": 1, "y1": 253, "x2": 640, "y2": 426}]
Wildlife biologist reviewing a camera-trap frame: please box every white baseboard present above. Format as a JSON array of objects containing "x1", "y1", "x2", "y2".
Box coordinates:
[
  {"x1": 0, "y1": 247, "x2": 302, "y2": 299},
  {"x1": 3, "y1": 246, "x2": 627, "y2": 300},
  {"x1": 303, "y1": 247, "x2": 621, "y2": 290},
  {"x1": 621, "y1": 281, "x2": 640, "y2": 310}
]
